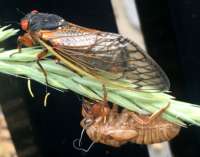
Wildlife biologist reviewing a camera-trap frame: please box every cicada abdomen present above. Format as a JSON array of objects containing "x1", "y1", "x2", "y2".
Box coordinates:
[{"x1": 81, "y1": 101, "x2": 181, "y2": 147}]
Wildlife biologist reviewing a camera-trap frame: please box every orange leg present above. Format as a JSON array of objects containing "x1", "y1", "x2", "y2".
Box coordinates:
[
  {"x1": 36, "y1": 59, "x2": 48, "y2": 85},
  {"x1": 17, "y1": 33, "x2": 34, "y2": 51},
  {"x1": 100, "y1": 85, "x2": 110, "y2": 122},
  {"x1": 10, "y1": 33, "x2": 34, "y2": 57},
  {"x1": 36, "y1": 48, "x2": 49, "y2": 85},
  {"x1": 17, "y1": 36, "x2": 23, "y2": 53},
  {"x1": 15, "y1": 33, "x2": 49, "y2": 85},
  {"x1": 130, "y1": 102, "x2": 170, "y2": 125},
  {"x1": 82, "y1": 85, "x2": 110, "y2": 123},
  {"x1": 102, "y1": 84, "x2": 108, "y2": 106},
  {"x1": 146, "y1": 102, "x2": 170, "y2": 123}
]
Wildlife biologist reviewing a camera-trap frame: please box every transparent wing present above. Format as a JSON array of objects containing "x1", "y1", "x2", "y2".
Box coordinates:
[{"x1": 40, "y1": 24, "x2": 170, "y2": 92}]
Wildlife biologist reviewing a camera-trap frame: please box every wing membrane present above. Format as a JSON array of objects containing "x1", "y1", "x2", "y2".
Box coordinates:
[{"x1": 40, "y1": 24, "x2": 170, "y2": 92}]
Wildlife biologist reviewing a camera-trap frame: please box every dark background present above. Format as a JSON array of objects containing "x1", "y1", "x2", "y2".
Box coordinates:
[{"x1": 0, "y1": 0, "x2": 200, "y2": 157}]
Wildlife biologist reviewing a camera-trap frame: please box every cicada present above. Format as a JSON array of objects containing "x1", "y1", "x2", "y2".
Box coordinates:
[
  {"x1": 80, "y1": 99, "x2": 181, "y2": 147},
  {"x1": 18, "y1": 10, "x2": 170, "y2": 92}
]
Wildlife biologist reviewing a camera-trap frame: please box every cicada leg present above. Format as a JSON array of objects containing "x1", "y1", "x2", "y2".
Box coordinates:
[
  {"x1": 36, "y1": 49, "x2": 49, "y2": 85},
  {"x1": 36, "y1": 50, "x2": 52, "y2": 106},
  {"x1": 146, "y1": 102, "x2": 170, "y2": 124},
  {"x1": 84, "y1": 85, "x2": 110, "y2": 122},
  {"x1": 14, "y1": 33, "x2": 49, "y2": 86},
  {"x1": 107, "y1": 104, "x2": 118, "y2": 124},
  {"x1": 15, "y1": 33, "x2": 50, "y2": 104},
  {"x1": 102, "y1": 84, "x2": 108, "y2": 104},
  {"x1": 12, "y1": 33, "x2": 49, "y2": 85},
  {"x1": 16, "y1": 36, "x2": 23, "y2": 53},
  {"x1": 100, "y1": 84, "x2": 110, "y2": 123},
  {"x1": 130, "y1": 102, "x2": 170, "y2": 125},
  {"x1": 10, "y1": 33, "x2": 34, "y2": 57},
  {"x1": 18, "y1": 34, "x2": 34, "y2": 48}
]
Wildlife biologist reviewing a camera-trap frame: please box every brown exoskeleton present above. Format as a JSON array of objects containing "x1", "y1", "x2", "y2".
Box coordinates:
[{"x1": 80, "y1": 97, "x2": 181, "y2": 147}]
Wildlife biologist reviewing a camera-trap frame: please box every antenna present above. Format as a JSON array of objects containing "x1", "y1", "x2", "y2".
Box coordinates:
[{"x1": 16, "y1": 8, "x2": 26, "y2": 15}]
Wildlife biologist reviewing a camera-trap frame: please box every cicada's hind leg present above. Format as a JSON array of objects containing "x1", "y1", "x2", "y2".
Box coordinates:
[
  {"x1": 146, "y1": 102, "x2": 170, "y2": 124},
  {"x1": 130, "y1": 102, "x2": 170, "y2": 125}
]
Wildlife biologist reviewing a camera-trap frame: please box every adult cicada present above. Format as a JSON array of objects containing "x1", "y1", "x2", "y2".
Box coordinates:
[{"x1": 18, "y1": 10, "x2": 170, "y2": 92}]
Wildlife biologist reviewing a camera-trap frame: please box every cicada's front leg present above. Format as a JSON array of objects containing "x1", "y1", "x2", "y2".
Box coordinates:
[
  {"x1": 16, "y1": 33, "x2": 49, "y2": 86},
  {"x1": 9, "y1": 33, "x2": 34, "y2": 58},
  {"x1": 17, "y1": 33, "x2": 35, "y2": 52},
  {"x1": 16, "y1": 33, "x2": 48, "y2": 59}
]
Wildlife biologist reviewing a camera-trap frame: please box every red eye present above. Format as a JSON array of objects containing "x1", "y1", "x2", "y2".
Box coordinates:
[
  {"x1": 31, "y1": 10, "x2": 38, "y2": 14},
  {"x1": 20, "y1": 19, "x2": 29, "y2": 31}
]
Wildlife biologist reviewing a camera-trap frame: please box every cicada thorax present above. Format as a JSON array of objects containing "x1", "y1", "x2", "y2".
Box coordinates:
[
  {"x1": 34, "y1": 22, "x2": 99, "y2": 47},
  {"x1": 81, "y1": 102, "x2": 181, "y2": 147}
]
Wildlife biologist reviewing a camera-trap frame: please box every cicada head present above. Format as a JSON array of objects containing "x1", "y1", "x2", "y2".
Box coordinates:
[
  {"x1": 82, "y1": 99, "x2": 110, "y2": 120},
  {"x1": 20, "y1": 10, "x2": 67, "y2": 32}
]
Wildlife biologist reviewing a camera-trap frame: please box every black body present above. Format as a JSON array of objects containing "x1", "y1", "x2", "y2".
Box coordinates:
[{"x1": 23, "y1": 12, "x2": 67, "y2": 31}]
